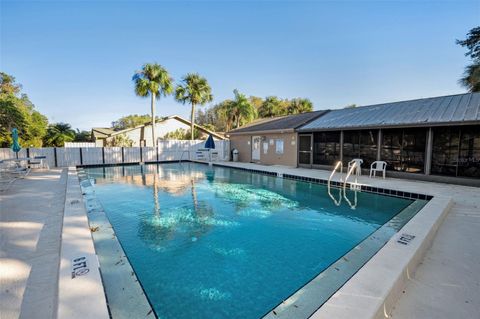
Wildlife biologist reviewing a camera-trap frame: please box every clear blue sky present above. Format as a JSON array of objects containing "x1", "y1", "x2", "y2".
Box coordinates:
[{"x1": 1, "y1": 0, "x2": 479, "y2": 130}]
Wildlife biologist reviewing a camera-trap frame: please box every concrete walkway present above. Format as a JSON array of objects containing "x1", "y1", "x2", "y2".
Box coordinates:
[
  {"x1": 391, "y1": 201, "x2": 480, "y2": 318},
  {"x1": 210, "y1": 161, "x2": 480, "y2": 319},
  {"x1": 0, "y1": 169, "x2": 67, "y2": 319}
]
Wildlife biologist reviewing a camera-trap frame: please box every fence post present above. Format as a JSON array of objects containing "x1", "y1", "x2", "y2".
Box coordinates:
[
  {"x1": 54, "y1": 147, "x2": 58, "y2": 167},
  {"x1": 156, "y1": 145, "x2": 159, "y2": 163},
  {"x1": 121, "y1": 147, "x2": 125, "y2": 163},
  {"x1": 79, "y1": 148, "x2": 83, "y2": 165},
  {"x1": 102, "y1": 147, "x2": 105, "y2": 164},
  {"x1": 140, "y1": 147, "x2": 143, "y2": 163},
  {"x1": 26, "y1": 148, "x2": 30, "y2": 160}
]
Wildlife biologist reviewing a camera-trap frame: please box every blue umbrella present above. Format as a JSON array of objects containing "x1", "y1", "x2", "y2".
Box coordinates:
[
  {"x1": 11, "y1": 128, "x2": 21, "y2": 158},
  {"x1": 204, "y1": 134, "x2": 215, "y2": 149}
]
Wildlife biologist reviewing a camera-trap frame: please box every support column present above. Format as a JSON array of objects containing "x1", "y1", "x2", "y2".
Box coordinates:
[
  {"x1": 425, "y1": 127, "x2": 433, "y2": 175},
  {"x1": 377, "y1": 129, "x2": 382, "y2": 161},
  {"x1": 54, "y1": 147, "x2": 58, "y2": 167},
  {"x1": 339, "y1": 131, "x2": 344, "y2": 163}
]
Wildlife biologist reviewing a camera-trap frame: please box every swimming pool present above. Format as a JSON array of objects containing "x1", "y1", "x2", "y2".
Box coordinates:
[{"x1": 81, "y1": 162, "x2": 426, "y2": 319}]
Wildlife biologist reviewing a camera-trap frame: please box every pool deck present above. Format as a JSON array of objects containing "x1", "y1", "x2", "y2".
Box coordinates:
[
  {"x1": 1, "y1": 162, "x2": 479, "y2": 318},
  {"x1": 1, "y1": 169, "x2": 67, "y2": 319}
]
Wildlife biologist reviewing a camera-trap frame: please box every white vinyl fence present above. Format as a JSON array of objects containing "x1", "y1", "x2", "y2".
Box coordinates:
[{"x1": 0, "y1": 140, "x2": 230, "y2": 168}]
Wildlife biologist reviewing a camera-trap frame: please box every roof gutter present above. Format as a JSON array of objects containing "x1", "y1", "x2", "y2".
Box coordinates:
[
  {"x1": 297, "y1": 120, "x2": 480, "y2": 132},
  {"x1": 228, "y1": 128, "x2": 296, "y2": 136}
]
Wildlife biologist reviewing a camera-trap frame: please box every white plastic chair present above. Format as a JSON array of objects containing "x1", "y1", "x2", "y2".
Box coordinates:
[
  {"x1": 370, "y1": 161, "x2": 387, "y2": 179},
  {"x1": 348, "y1": 159, "x2": 363, "y2": 176}
]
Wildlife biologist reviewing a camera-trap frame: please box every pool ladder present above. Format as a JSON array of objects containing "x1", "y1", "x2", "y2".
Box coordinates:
[
  {"x1": 179, "y1": 150, "x2": 190, "y2": 163},
  {"x1": 327, "y1": 161, "x2": 358, "y2": 209}
]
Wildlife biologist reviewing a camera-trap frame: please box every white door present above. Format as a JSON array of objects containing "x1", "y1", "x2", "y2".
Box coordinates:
[{"x1": 252, "y1": 136, "x2": 261, "y2": 161}]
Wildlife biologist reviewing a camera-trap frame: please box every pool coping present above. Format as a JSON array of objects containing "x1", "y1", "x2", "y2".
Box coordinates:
[
  {"x1": 69, "y1": 161, "x2": 453, "y2": 319},
  {"x1": 310, "y1": 195, "x2": 452, "y2": 319},
  {"x1": 57, "y1": 167, "x2": 110, "y2": 319},
  {"x1": 76, "y1": 167, "x2": 157, "y2": 319}
]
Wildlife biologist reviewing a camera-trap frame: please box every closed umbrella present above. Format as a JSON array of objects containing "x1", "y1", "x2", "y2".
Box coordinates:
[
  {"x1": 204, "y1": 135, "x2": 215, "y2": 164},
  {"x1": 11, "y1": 128, "x2": 21, "y2": 159},
  {"x1": 204, "y1": 134, "x2": 215, "y2": 150}
]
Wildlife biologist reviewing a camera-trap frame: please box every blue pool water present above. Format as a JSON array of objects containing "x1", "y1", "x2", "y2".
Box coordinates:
[{"x1": 83, "y1": 163, "x2": 415, "y2": 319}]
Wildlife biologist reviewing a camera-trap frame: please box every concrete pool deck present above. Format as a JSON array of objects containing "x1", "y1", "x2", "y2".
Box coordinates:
[
  {"x1": 1, "y1": 169, "x2": 67, "y2": 319},
  {"x1": 1, "y1": 162, "x2": 479, "y2": 318}
]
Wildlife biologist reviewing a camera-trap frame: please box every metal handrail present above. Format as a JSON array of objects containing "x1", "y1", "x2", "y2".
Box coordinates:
[
  {"x1": 179, "y1": 150, "x2": 189, "y2": 163},
  {"x1": 328, "y1": 161, "x2": 343, "y2": 184},
  {"x1": 343, "y1": 162, "x2": 358, "y2": 209},
  {"x1": 343, "y1": 188, "x2": 358, "y2": 209},
  {"x1": 327, "y1": 161, "x2": 343, "y2": 206}
]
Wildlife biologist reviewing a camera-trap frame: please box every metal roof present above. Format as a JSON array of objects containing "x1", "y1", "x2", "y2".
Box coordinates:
[
  {"x1": 299, "y1": 92, "x2": 480, "y2": 131},
  {"x1": 228, "y1": 110, "x2": 329, "y2": 134}
]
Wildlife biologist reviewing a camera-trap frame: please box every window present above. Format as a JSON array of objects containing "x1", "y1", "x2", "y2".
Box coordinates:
[
  {"x1": 275, "y1": 139, "x2": 284, "y2": 154},
  {"x1": 342, "y1": 130, "x2": 378, "y2": 167},
  {"x1": 382, "y1": 128, "x2": 426, "y2": 173},
  {"x1": 313, "y1": 131, "x2": 340, "y2": 165},
  {"x1": 432, "y1": 126, "x2": 480, "y2": 178}
]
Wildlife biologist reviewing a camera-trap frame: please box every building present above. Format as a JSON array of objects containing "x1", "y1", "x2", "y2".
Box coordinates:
[
  {"x1": 92, "y1": 115, "x2": 225, "y2": 147},
  {"x1": 228, "y1": 93, "x2": 480, "y2": 185},
  {"x1": 228, "y1": 111, "x2": 328, "y2": 166}
]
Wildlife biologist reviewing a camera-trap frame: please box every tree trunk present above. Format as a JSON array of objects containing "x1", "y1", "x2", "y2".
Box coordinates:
[
  {"x1": 236, "y1": 115, "x2": 240, "y2": 128},
  {"x1": 190, "y1": 103, "x2": 195, "y2": 141},
  {"x1": 151, "y1": 92, "x2": 156, "y2": 147}
]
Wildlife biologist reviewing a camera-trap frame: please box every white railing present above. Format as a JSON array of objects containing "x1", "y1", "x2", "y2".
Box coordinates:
[
  {"x1": 327, "y1": 161, "x2": 343, "y2": 206},
  {"x1": 0, "y1": 140, "x2": 231, "y2": 168},
  {"x1": 343, "y1": 162, "x2": 359, "y2": 209}
]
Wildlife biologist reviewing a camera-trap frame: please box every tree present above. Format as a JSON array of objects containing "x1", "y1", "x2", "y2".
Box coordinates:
[
  {"x1": 0, "y1": 72, "x2": 22, "y2": 95},
  {"x1": 344, "y1": 104, "x2": 357, "y2": 109},
  {"x1": 163, "y1": 128, "x2": 201, "y2": 140},
  {"x1": 287, "y1": 98, "x2": 313, "y2": 114},
  {"x1": 175, "y1": 73, "x2": 213, "y2": 140},
  {"x1": 0, "y1": 95, "x2": 27, "y2": 146},
  {"x1": 457, "y1": 27, "x2": 480, "y2": 92},
  {"x1": 74, "y1": 129, "x2": 93, "y2": 142},
  {"x1": 112, "y1": 114, "x2": 158, "y2": 131},
  {"x1": 230, "y1": 89, "x2": 256, "y2": 128},
  {"x1": 258, "y1": 96, "x2": 283, "y2": 117},
  {"x1": 106, "y1": 134, "x2": 133, "y2": 147},
  {"x1": 133, "y1": 63, "x2": 173, "y2": 146},
  {"x1": 43, "y1": 123, "x2": 76, "y2": 147},
  {"x1": 459, "y1": 62, "x2": 480, "y2": 92},
  {"x1": 0, "y1": 74, "x2": 49, "y2": 147}
]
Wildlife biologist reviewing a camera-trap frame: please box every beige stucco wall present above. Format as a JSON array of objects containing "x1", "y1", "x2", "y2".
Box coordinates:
[{"x1": 230, "y1": 132, "x2": 298, "y2": 167}]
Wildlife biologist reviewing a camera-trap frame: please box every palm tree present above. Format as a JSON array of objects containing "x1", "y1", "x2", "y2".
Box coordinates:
[
  {"x1": 175, "y1": 73, "x2": 213, "y2": 140},
  {"x1": 287, "y1": 98, "x2": 313, "y2": 114},
  {"x1": 459, "y1": 62, "x2": 480, "y2": 92},
  {"x1": 231, "y1": 89, "x2": 256, "y2": 128},
  {"x1": 43, "y1": 123, "x2": 76, "y2": 147},
  {"x1": 258, "y1": 96, "x2": 282, "y2": 118},
  {"x1": 132, "y1": 63, "x2": 173, "y2": 146}
]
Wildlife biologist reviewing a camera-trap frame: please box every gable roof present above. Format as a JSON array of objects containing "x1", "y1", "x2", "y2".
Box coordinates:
[
  {"x1": 228, "y1": 110, "x2": 329, "y2": 135},
  {"x1": 91, "y1": 127, "x2": 116, "y2": 139},
  {"x1": 299, "y1": 92, "x2": 480, "y2": 131},
  {"x1": 92, "y1": 115, "x2": 226, "y2": 140}
]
